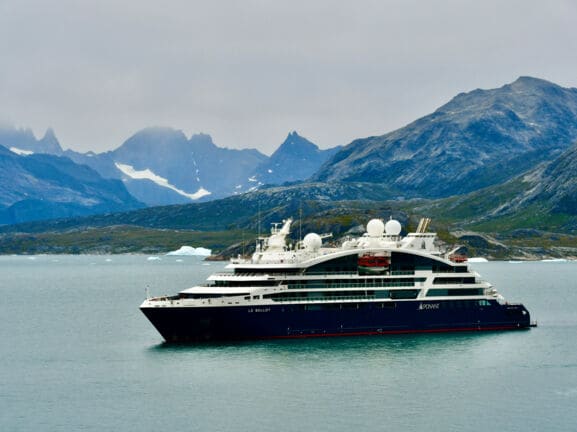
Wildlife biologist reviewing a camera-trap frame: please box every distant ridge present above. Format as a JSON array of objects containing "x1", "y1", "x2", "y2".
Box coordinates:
[
  {"x1": 0, "y1": 145, "x2": 143, "y2": 225},
  {"x1": 247, "y1": 131, "x2": 341, "y2": 187}
]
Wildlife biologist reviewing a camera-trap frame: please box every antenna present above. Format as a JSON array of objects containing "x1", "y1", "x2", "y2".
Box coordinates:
[
  {"x1": 299, "y1": 204, "x2": 303, "y2": 243},
  {"x1": 257, "y1": 201, "x2": 261, "y2": 239}
]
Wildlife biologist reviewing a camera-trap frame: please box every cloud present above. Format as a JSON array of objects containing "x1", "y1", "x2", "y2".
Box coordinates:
[{"x1": 1, "y1": 0, "x2": 577, "y2": 153}]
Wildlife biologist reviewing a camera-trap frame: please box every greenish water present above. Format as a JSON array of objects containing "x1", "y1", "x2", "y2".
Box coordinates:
[{"x1": 0, "y1": 256, "x2": 576, "y2": 431}]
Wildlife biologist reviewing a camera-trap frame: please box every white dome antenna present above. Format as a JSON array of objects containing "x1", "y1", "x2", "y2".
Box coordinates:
[
  {"x1": 385, "y1": 219, "x2": 402, "y2": 236},
  {"x1": 366, "y1": 219, "x2": 385, "y2": 237},
  {"x1": 303, "y1": 233, "x2": 322, "y2": 251}
]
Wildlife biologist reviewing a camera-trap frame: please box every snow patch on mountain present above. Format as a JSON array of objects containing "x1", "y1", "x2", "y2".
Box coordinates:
[
  {"x1": 115, "y1": 162, "x2": 211, "y2": 200},
  {"x1": 10, "y1": 147, "x2": 34, "y2": 156}
]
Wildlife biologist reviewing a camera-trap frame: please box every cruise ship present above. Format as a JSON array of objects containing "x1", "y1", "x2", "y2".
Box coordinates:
[{"x1": 140, "y1": 218, "x2": 532, "y2": 342}]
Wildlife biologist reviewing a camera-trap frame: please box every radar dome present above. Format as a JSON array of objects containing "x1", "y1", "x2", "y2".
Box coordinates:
[
  {"x1": 385, "y1": 219, "x2": 402, "y2": 236},
  {"x1": 303, "y1": 233, "x2": 322, "y2": 251},
  {"x1": 366, "y1": 219, "x2": 385, "y2": 237}
]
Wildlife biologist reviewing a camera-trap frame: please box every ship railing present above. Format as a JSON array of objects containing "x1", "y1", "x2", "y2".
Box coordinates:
[
  {"x1": 284, "y1": 281, "x2": 417, "y2": 290},
  {"x1": 390, "y1": 270, "x2": 415, "y2": 276},
  {"x1": 304, "y1": 271, "x2": 359, "y2": 276},
  {"x1": 269, "y1": 295, "x2": 378, "y2": 303},
  {"x1": 212, "y1": 272, "x2": 280, "y2": 278}
]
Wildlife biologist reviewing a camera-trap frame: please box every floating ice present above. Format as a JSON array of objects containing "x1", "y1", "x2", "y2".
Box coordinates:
[
  {"x1": 147, "y1": 256, "x2": 162, "y2": 261},
  {"x1": 468, "y1": 257, "x2": 488, "y2": 263},
  {"x1": 166, "y1": 246, "x2": 212, "y2": 256}
]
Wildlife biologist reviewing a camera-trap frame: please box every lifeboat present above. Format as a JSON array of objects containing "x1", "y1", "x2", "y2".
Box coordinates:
[
  {"x1": 358, "y1": 254, "x2": 390, "y2": 274},
  {"x1": 449, "y1": 254, "x2": 468, "y2": 263}
]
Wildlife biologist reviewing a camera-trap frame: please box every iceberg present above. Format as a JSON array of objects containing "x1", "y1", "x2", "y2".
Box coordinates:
[
  {"x1": 468, "y1": 257, "x2": 488, "y2": 263},
  {"x1": 166, "y1": 246, "x2": 212, "y2": 256}
]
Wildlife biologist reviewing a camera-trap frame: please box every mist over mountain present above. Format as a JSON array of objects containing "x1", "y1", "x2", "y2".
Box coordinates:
[
  {"x1": 313, "y1": 77, "x2": 577, "y2": 198},
  {"x1": 0, "y1": 127, "x2": 64, "y2": 156}
]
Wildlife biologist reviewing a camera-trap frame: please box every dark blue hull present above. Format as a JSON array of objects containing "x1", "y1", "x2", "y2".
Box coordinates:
[{"x1": 141, "y1": 300, "x2": 531, "y2": 342}]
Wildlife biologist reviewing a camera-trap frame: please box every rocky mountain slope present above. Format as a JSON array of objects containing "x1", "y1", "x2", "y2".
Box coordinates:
[
  {"x1": 0, "y1": 181, "x2": 399, "y2": 234},
  {"x1": 425, "y1": 138, "x2": 577, "y2": 233},
  {"x1": 313, "y1": 77, "x2": 577, "y2": 199},
  {"x1": 0, "y1": 144, "x2": 143, "y2": 225}
]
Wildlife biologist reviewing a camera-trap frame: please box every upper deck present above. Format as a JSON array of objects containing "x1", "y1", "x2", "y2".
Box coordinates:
[{"x1": 225, "y1": 217, "x2": 469, "y2": 277}]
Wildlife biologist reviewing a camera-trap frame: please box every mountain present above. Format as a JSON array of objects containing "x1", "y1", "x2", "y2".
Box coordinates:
[
  {"x1": 1, "y1": 125, "x2": 341, "y2": 212},
  {"x1": 0, "y1": 145, "x2": 143, "y2": 225},
  {"x1": 65, "y1": 127, "x2": 268, "y2": 206},
  {"x1": 4, "y1": 139, "x2": 577, "y2": 255},
  {"x1": 419, "y1": 138, "x2": 577, "y2": 236},
  {"x1": 248, "y1": 132, "x2": 341, "y2": 187},
  {"x1": 0, "y1": 126, "x2": 64, "y2": 156},
  {"x1": 530, "y1": 141, "x2": 577, "y2": 216},
  {"x1": 66, "y1": 128, "x2": 340, "y2": 206},
  {"x1": 313, "y1": 77, "x2": 577, "y2": 199}
]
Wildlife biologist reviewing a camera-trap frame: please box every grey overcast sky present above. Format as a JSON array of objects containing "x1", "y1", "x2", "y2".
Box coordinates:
[{"x1": 1, "y1": 0, "x2": 576, "y2": 154}]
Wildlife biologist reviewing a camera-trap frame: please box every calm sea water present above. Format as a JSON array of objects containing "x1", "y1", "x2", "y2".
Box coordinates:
[{"x1": 1, "y1": 255, "x2": 576, "y2": 432}]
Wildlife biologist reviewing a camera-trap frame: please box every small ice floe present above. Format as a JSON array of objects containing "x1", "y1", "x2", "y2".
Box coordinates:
[
  {"x1": 468, "y1": 257, "x2": 488, "y2": 263},
  {"x1": 166, "y1": 246, "x2": 212, "y2": 256},
  {"x1": 105, "y1": 258, "x2": 113, "y2": 262},
  {"x1": 147, "y1": 256, "x2": 162, "y2": 261},
  {"x1": 541, "y1": 258, "x2": 567, "y2": 263},
  {"x1": 556, "y1": 387, "x2": 577, "y2": 397}
]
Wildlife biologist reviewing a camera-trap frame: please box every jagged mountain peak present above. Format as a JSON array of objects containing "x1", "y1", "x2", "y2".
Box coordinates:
[
  {"x1": 0, "y1": 125, "x2": 63, "y2": 155},
  {"x1": 274, "y1": 131, "x2": 320, "y2": 156},
  {"x1": 42, "y1": 127, "x2": 57, "y2": 139},
  {"x1": 38, "y1": 128, "x2": 63, "y2": 154},
  {"x1": 247, "y1": 132, "x2": 341, "y2": 187}
]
